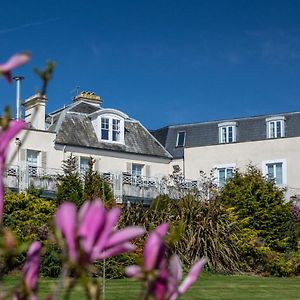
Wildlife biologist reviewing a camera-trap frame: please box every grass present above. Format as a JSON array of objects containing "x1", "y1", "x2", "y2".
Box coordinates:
[{"x1": 3, "y1": 272, "x2": 300, "y2": 299}]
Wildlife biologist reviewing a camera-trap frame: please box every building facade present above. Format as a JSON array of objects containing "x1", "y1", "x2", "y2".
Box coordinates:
[
  {"x1": 152, "y1": 112, "x2": 300, "y2": 199},
  {"x1": 5, "y1": 90, "x2": 300, "y2": 202},
  {"x1": 6, "y1": 92, "x2": 173, "y2": 204}
]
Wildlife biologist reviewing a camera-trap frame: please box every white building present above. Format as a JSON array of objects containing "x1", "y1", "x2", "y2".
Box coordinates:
[
  {"x1": 152, "y1": 113, "x2": 300, "y2": 199},
  {"x1": 5, "y1": 90, "x2": 300, "y2": 202},
  {"x1": 6, "y1": 91, "x2": 172, "y2": 204}
]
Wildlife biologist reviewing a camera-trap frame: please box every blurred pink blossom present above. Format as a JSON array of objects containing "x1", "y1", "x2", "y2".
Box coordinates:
[
  {"x1": 0, "y1": 52, "x2": 31, "y2": 83},
  {"x1": 126, "y1": 224, "x2": 206, "y2": 300},
  {"x1": 55, "y1": 200, "x2": 144, "y2": 265},
  {"x1": 23, "y1": 242, "x2": 42, "y2": 293},
  {"x1": 0, "y1": 120, "x2": 26, "y2": 222}
]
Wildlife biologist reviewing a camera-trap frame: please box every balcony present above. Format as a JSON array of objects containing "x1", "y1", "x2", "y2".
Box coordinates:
[{"x1": 3, "y1": 165, "x2": 202, "y2": 205}]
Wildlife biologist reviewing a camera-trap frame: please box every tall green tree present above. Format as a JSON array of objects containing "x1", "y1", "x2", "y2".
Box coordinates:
[
  {"x1": 83, "y1": 158, "x2": 115, "y2": 208},
  {"x1": 55, "y1": 154, "x2": 83, "y2": 207}
]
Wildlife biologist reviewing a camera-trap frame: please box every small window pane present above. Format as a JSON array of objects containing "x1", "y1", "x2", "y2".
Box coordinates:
[
  {"x1": 276, "y1": 121, "x2": 282, "y2": 138},
  {"x1": 132, "y1": 164, "x2": 143, "y2": 176},
  {"x1": 218, "y1": 168, "x2": 226, "y2": 187},
  {"x1": 176, "y1": 132, "x2": 185, "y2": 147},
  {"x1": 228, "y1": 127, "x2": 233, "y2": 142},
  {"x1": 80, "y1": 157, "x2": 90, "y2": 175},
  {"x1": 221, "y1": 127, "x2": 227, "y2": 143},
  {"x1": 227, "y1": 168, "x2": 234, "y2": 179},
  {"x1": 112, "y1": 119, "x2": 120, "y2": 142},
  {"x1": 275, "y1": 163, "x2": 283, "y2": 185},
  {"x1": 101, "y1": 118, "x2": 109, "y2": 140}
]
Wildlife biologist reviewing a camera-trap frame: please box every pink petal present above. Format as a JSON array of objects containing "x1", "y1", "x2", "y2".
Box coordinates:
[
  {"x1": 178, "y1": 258, "x2": 206, "y2": 295},
  {"x1": 78, "y1": 200, "x2": 105, "y2": 256},
  {"x1": 167, "y1": 255, "x2": 182, "y2": 299},
  {"x1": 23, "y1": 241, "x2": 41, "y2": 291},
  {"x1": 99, "y1": 242, "x2": 135, "y2": 259},
  {"x1": 155, "y1": 223, "x2": 169, "y2": 237},
  {"x1": 0, "y1": 52, "x2": 31, "y2": 72},
  {"x1": 0, "y1": 120, "x2": 26, "y2": 154},
  {"x1": 91, "y1": 207, "x2": 120, "y2": 260},
  {"x1": 144, "y1": 223, "x2": 168, "y2": 271},
  {"x1": 106, "y1": 226, "x2": 144, "y2": 248},
  {"x1": 55, "y1": 202, "x2": 77, "y2": 262},
  {"x1": 151, "y1": 260, "x2": 169, "y2": 300},
  {"x1": 125, "y1": 265, "x2": 142, "y2": 278}
]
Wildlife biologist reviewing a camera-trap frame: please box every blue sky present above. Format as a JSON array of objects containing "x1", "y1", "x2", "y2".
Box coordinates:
[{"x1": 1, "y1": 0, "x2": 300, "y2": 129}]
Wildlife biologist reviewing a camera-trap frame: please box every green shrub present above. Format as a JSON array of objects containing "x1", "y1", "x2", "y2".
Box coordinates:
[
  {"x1": 3, "y1": 191, "x2": 56, "y2": 242},
  {"x1": 121, "y1": 195, "x2": 241, "y2": 273},
  {"x1": 219, "y1": 166, "x2": 297, "y2": 253},
  {"x1": 40, "y1": 244, "x2": 62, "y2": 277}
]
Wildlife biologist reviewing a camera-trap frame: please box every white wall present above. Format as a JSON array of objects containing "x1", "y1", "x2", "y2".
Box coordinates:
[{"x1": 184, "y1": 137, "x2": 300, "y2": 198}]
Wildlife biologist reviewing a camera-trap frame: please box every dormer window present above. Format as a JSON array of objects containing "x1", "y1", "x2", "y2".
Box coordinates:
[
  {"x1": 91, "y1": 109, "x2": 126, "y2": 144},
  {"x1": 266, "y1": 116, "x2": 285, "y2": 139},
  {"x1": 218, "y1": 122, "x2": 237, "y2": 144},
  {"x1": 176, "y1": 131, "x2": 186, "y2": 147},
  {"x1": 100, "y1": 117, "x2": 122, "y2": 142}
]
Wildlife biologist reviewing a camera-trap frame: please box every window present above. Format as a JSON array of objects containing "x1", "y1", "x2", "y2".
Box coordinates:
[
  {"x1": 80, "y1": 157, "x2": 90, "y2": 175},
  {"x1": 218, "y1": 122, "x2": 237, "y2": 143},
  {"x1": 217, "y1": 167, "x2": 234, "y2": 187},
  {"x1": 27, "y1": 150, "x2": 39, "y2": 176},
  {"x1": 266, "y1": 117, "x2": 285, "y2": 139},
  {"x1": 112, "y1": 119, "x2": 120, "y2": 142},
  {"x1": 132, "y1": 164, "x2": 143, "y2": 177},
  {"x1": 266, "y1": 163, "x2": 283, "y2": 185},
  {"x1": 100, "y1": 117, "x2": 122, "y2": 142},
  {"x1": 263, "y1": 160, "x2": 286, "y2": 186},
  {"x1": 101, "y1": 117, "x2": 109, "y2": 140},
  {"x1": 176, "y1": 131, "x2": 186, "y2": 147}
]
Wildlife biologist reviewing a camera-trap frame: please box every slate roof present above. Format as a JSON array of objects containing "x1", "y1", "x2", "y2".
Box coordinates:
[
  {"x1": 48, "y1": 101, "x2": 171, "y2": 159},
  {"x1": 152, "y1": 111, "x2": 300, "y2": 159}
]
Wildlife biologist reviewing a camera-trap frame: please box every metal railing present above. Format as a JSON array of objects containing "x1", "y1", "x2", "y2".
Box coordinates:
[{"x1": 3, "y1": 165, "x2": 204, "y2": 203}]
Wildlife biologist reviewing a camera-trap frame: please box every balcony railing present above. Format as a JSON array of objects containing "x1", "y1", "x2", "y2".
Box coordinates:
[{"x1": 3, "y1": 165, "x2": 203, "y2": 203}]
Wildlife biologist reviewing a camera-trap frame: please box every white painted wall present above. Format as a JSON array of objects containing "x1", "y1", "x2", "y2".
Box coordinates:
[
  {"x1": 8, "y1": 129, "x2": 171, "y2": 179},
  {"x1": 184, "y1": 137, "x2": 300, "y2": 198}
]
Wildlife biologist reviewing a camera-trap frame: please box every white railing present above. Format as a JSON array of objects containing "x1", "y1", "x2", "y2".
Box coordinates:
[{"x1": 3, "y1": 165, "x2": 204, "y2": 203}]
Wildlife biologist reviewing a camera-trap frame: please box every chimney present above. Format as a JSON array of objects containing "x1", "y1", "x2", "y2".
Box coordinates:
[
  {"x1": 24, "y1": 93, "x2": 46, "y2": 130},
  {"x1": 73, "y1": 91, "x2": 102, "y2": 107}
]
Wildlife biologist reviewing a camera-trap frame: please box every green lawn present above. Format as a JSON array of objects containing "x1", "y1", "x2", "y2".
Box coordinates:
[{"x1": 4, "y1": 272, "x2": 300, "y2": 299}]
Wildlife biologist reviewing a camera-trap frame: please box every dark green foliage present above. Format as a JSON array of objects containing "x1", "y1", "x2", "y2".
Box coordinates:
[
  {"x1": 121, "y1": 195, "x2": 241, "y2": 273},
  {"x1": 40, "y1": 244, "x2": 62, "y2": 277},
  {"x1": 219, "y1": 166, "x2": 297, "y2": 252},
  {"x1": 55, "y1": 154, "x2": 83, "y2": 207},
  {"x1": 83, "y1": 158, "x2": 115, "y2": 208},
  {"x1": 26, "y1": 183, "x2": 44, "y2": 198}
]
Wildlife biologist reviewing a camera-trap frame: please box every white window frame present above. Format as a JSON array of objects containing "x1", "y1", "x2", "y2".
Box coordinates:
[
  {"x1": 176, "y1": 131, "x2": 186, "y2": 147},
  {"x1": 132, "y1": 163, "x2": 144, "y2": 177},
  {"x1": 262, "y1": 159, "x2": 287, "y2": 187},
  {"x1": 97, "y1": 114, "x2": 124, "y2": 144},
  {"x1": 218, "y1": 122, "x2": 237, "y2": 144},
  {"x1": 27, "y1": 150, "x2": 40, "y2": 177},
  {"x1": 214, "y1": 163, "x2": 236, "y2": 187},
  {"x1": 80, "y1": 156, "x2": 90, "y2": 175},
  {"x1": 266, "y1": 116, "x2": 285, "y2": 139}
]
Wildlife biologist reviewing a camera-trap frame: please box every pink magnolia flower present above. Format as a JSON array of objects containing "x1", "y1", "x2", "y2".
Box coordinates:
[
  {"x1": 22, "y1": 242, "x2": 41, "y2": 299},
  {"x1": 126, "y1": 224, "x2": 206, "y2": 300},
  {"x1": 55, "y1": 200, "x2": 144, "y2": 265},
  {"x1": 0, "y1": 52, "x2": 31, "y2": 83},
  {"x1": 0, "y1": 120, "x2": 26, "y2": 222}
]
